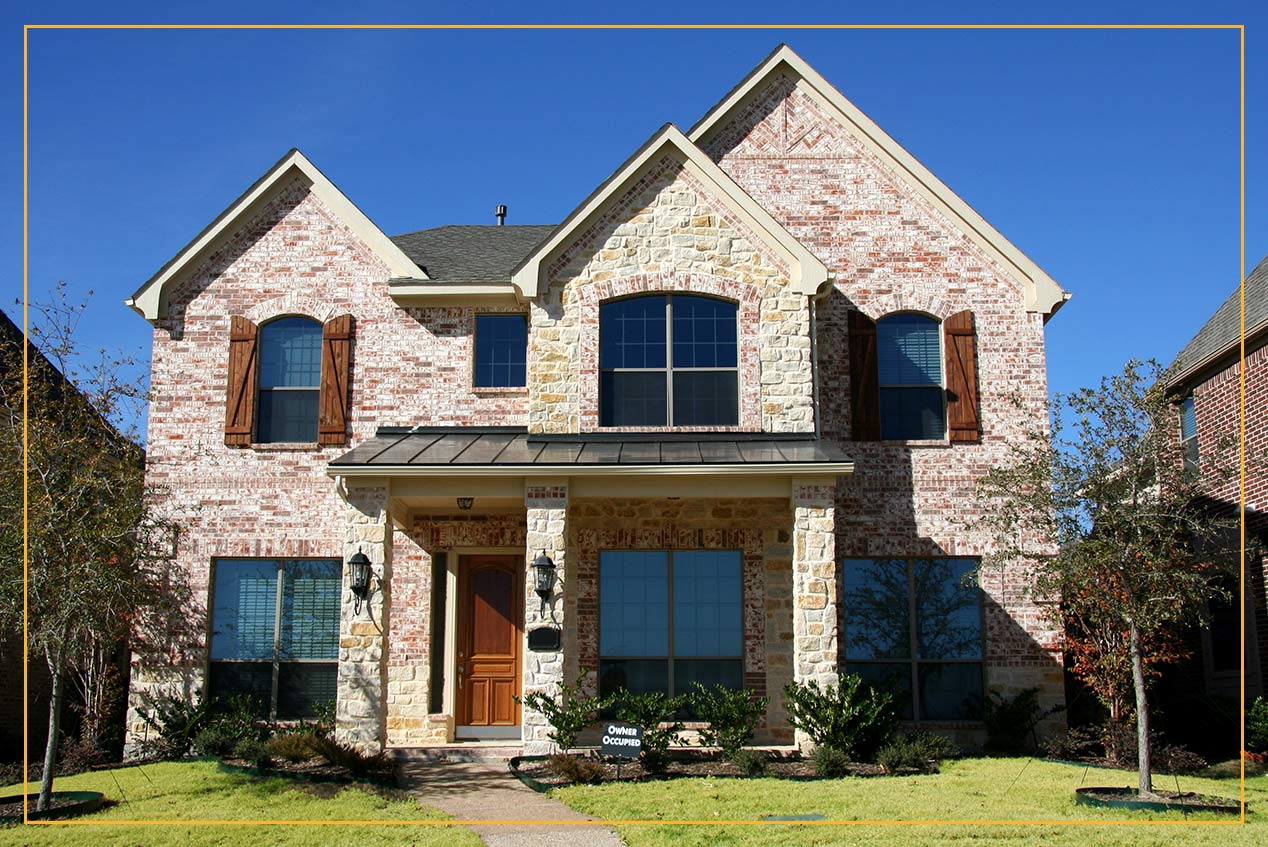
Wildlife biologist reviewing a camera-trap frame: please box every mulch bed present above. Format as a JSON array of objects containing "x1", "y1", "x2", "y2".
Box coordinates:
[
  {"x1": 0, "y1": 795, "x2": 82, "y2": 819},
  {"x1": 514, "y1": 751, "x2": 883, "y2": 787},
  {"x1": 1076, "y1": 787, "x2": 1241, "y2": 814}
]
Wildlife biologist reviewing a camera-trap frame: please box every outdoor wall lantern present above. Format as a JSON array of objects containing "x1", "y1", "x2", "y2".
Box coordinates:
[
  {"x1": 456, "y1": 497, "x2": 474, "y2": 510},
  {"x1": 532, "y1": 550, "x2": 556, "y2": 614},
  {"x1": 348, "y1": 548, "x2": 374, "y2": 614}
]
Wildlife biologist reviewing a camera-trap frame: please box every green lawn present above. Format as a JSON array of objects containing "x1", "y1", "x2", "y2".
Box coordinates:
[
  {"x1": 1, "y1": 759, "x2": 481, "y2": 846},
  {"x1": 554, "y1": 757, "x2": 1267, "y2": 847}
]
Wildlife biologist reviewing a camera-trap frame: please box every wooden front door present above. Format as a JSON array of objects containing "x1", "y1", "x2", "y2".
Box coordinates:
[{"x1": 456, "y1": 555, "x2": 522, "y2": 729}]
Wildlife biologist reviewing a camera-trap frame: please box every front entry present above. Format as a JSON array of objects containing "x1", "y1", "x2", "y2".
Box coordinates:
[{"x1": 455, "y1": 555, "x2": 522, "y2": 738}]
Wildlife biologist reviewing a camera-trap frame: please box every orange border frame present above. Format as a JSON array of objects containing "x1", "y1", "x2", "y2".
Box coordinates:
[{"x1": 20, "y1": 21, "x2": 1249, "y2": 830}]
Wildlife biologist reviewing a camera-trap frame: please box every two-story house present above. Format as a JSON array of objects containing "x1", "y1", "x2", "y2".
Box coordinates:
[{"x1": 123, "y1": 45, "x2": 1070, "y2": 755}]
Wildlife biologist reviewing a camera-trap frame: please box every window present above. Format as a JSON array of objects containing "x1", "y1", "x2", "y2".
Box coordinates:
[
  {"x1": 877, "y1": 314, "x2": 945, "y2": 440},
  {"x1": 256, "y1": 317, "x2": 322, "y2": 443},
  {"x1": 600, "y1": 294, "x2": 739, "y2": 427},
  {"x1": 474, "y1": 314, "x2": 528, "y2": 388},
  {"x1": 598, "y1": 550, "x2": 743, "y2": 699},
  {"x1": 842, "y1": 558, "x2": 983, "y2": 720},
  {"x1": 1180, "y1": 395, "x2": 1199, "y2": 476},
  {"x1": 208, "y1": 558, "x2": 341, "y2": 718}
]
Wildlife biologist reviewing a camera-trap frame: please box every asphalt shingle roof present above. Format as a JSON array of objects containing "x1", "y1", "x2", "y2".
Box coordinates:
[
  {"x1": 389, "y1": 225, "x2": 556, "y2": 281},
  {"x1": 1168, "y1": 254, "x2": 1268, "y2": 386}
]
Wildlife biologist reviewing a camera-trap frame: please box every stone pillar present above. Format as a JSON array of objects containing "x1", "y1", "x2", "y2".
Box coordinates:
[
  {"x1": 522, "y1": 480, "x2": 568, "y2": 754},
  {"x1": 791, "y1": 479, "x2": 839, "y2": 746},
  {"x1": 337, "y1": 484, "x2": 391, "y2": 753}
]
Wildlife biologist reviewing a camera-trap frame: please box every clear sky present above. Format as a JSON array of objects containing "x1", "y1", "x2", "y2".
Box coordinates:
[{"x1": 7, "y1": 1, "x2": 1263, "y2": 438}]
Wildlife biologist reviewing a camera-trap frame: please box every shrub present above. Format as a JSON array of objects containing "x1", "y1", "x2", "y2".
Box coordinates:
[
  {"x1": 268, "y1": 730, "x2": 318, "y2": 763},
  {"x1": 56, "y1": 735, "x2": 109, "y2": 776},
  {"x1": 137, "y1": 691, "x2": 217, "y2": 758},
  {"x1": 977, "y1": 687, "x2": 1062, "y2": 754},
  {"x1": 877, "y1": 732, "x2": 958, "y2": 774},
  {"x1": 1042, "y1": 726, "x2": 1100, "y2": 761},
  {"x1": 308, "y1": 734, "x2": 389, "y2": 775},
  {"x1": 729, "y1": 748, "x2": 768, "y2": 776},
  {"x1": 811, "y1": 744, "x2": 852, "y2": 777},
  {"x1": 233, "y1": 738, "x2": 272, "y2": 769},
  {"x1": 689, "y1": 683, "x2": 768, "y2": 758},
  {"x1": 1098, "y1": 721, "x2": 1206, "y2": 773},
  {"x1": 610, "y1": 689, "x2": 685, "y2": 773},
  {"x1": 1248, "y1": 697, "x2": 1268, "y2": 754},
  {"x1": 515, "y1": 669, "x2": 609, "y2": 752},
  {"x1": 783, "y1": 675, "x2": 898, "y2": 762},
  {"x1": 546, "y1": 753, "x2": 606, "y2": 784},
  {"x1": 192, "y1": 723, "x2": 242, "y2": 758},
  {"x1": 1155, "y1": 743, "x2": 1207, "y2": 775}
]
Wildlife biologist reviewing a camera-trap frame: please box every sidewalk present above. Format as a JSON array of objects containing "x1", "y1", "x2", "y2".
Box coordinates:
[{"x1": 398, "y1": 756, "x2": 625, "y2": 847}]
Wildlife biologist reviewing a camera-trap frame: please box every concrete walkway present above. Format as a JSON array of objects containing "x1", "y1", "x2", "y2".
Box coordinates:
[{"x1": 398, "y1": 755, "x2": 625, "y2": 847}]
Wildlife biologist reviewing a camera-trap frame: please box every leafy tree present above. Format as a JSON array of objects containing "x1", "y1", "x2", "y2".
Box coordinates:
[
  {"x1": 0, "y1": 285, "x2": 173, "y2": 811},
  {"x1": 973, "y1": 359, "x2": 1236, "y2": 796}
]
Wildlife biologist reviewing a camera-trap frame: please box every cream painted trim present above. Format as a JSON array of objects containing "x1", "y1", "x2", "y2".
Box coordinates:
[
  {"x1": 331, "y1": 461, "x2": 853, "y2": 479},
  {"x1": 509, "y1": 124, "x2": 832, "y2": 298},
  {"x1": 126, "y1": 149, "x2": 426, "y2": 321},
  {"x1": 444, "y1": 554, "x2": 459, "y2": 720},
  {"x1": 387, "y1": 280, "x2": 524, "y2": 308},
  {"x1": 688, "y1": 45, "x2": 1070, "y2": 319}
]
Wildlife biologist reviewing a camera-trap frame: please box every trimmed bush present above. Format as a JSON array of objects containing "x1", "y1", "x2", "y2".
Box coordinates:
[
  {"x1": 1248, "y1": 696, "x2": 1268, "y2": 754},
  {"x1": 783, "y1": 675, "x2": 898, "y2": 762},
  {"x1": 515, "y1": 669, "x2": 609, "y2": 752},
  {"x1": 811, "y1": 744, "x2": 852, "y2": 777},
  {"x1": 233, "y1": 737, "x2": 272, "y2": 769},
  {"x1": 877, "y1": 732, "x2": 959, "y2": 774},
  {"x1": 1041, "y1": 726, "x2": 1099, "y2": 761},
  {"x1": 729, "y1": 748, "x2": 768, "y2": 776},
  {"x1": 689, "y1": 683, "x2": 768, "y2": 758},
  {"x1": 610, "y1": 689, "x2": 685, "y2": 773},
  {"x1": 308, "y1": 734, "x2": 389, "y2": 775},
  {"x1": 546, "y1": 753, "x2": 606, "y2": 784},
  {"x1": 192, "y1": 723, "x2": 242, "y2": 758},
  {"x1": 267, "y1": 730, "x2": 318, "y2": 763},
  {"x1": 977, "y1": 687, "x2": 1061, "y2": 754}
]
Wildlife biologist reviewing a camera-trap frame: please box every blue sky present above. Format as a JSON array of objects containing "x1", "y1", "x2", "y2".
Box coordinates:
[{"x1": 7, "y1": 2, "x2": 1263, "y2": 437}]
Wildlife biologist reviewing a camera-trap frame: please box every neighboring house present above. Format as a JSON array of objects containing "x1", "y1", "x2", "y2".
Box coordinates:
[
  {"x1": 1163, "y1": 255, "x2": 1268, "y2": 716},
  {"x1": 123, "y1": 45, "x2": 1071, "y2": 755}
]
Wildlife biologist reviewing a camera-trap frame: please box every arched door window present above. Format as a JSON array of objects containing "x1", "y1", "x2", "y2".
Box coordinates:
[{"x1": 257, "y1": 316, "x2": 322, "y2": 443}]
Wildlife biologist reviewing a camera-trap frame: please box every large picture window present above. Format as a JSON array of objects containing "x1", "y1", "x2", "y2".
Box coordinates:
[
  {"x1": 599, "y1": 294, "x2": 739, "y2": 427},
  {"x1": 877, "y1": 314, "x2": 945, "y2": 440},
  {"x1": 256, "y1": 317, "x2": 323, "y2": 443},
  {"x1": 598, "y1": 550, "x2": 743, "y2": 699},
  {"x1": 208, "y1": 558, "x2": 341, "y2": 718},
  {"x1": 842, "y1": 557, "x2": 983, "y2": 721}
]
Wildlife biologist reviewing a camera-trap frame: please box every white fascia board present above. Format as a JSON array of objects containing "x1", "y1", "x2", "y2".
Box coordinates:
[
  {"x1": 126, "y1": 149, "x2": 426, "y2": 322},
  {"x1": 328, "y1": 461, "x2": 853, "y2": 479},
  {"x1": 688, "y1": 45, "x2": 1071, "y2": 319},
  {"x1": 510, "y1": 124, "x2": 830, "y2": 299},
  {"x1": 387, "y1": 280, "x2": 524, "y2": 307}
]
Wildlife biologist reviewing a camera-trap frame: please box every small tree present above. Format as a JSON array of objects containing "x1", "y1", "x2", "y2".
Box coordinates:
[
  {"x1": 974, "y1": 360, "x2": 1235, "y2": 796},
  {"x1": 0, "y1": 285, "x2": 169, "y2": 811}
]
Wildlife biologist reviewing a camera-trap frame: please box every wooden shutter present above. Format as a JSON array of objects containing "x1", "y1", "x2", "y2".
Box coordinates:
[
  {"x1": 318, "y1": 314, "x2": 354, "y2": 446},
  {"x1": 944, "y1": 309, "x2": 981, "y2": 443},
  {"x1": 848, "y1": 309, "x2": 880, "y2": 441},
  {"x1": 224, "y1": 316, "x2": 259, "y2": 446}
]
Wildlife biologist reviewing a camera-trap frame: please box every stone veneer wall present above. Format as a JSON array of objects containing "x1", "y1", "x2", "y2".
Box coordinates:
[
  {"x1": 528, "y1": 155, "x2": 815, "y2": 435},
  {"x1": 703, "y1": 72, "x2": 1065, "y2": 721}
]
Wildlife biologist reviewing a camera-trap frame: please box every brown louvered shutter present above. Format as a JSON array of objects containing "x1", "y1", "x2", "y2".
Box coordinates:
[
  {"x1": 848, "y1": 309, "x2": 880, "y2": 441},
  {"x1": 224, "y1": 316, "x2": 259, "y2": 446},
  {"x1": 944, "y1": 309, "x2": 981, "y2": 443},
  {"x1": 318, "y1": 314, "x2": 354, "y2": 446}
]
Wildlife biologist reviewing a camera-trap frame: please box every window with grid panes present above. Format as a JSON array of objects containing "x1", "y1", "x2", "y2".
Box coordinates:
[
  {"x1": 256, "y1": 317, "x2": 322, "y2": 443},
  {"x1": 877, "y1": 313, "x2": 945, "y2": 440},
  {"x1": 474, "y1": 314, "x2": 528, "y2": 388}
]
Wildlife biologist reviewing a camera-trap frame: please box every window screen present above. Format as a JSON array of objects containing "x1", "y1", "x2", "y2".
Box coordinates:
[
  {"x1": 877, "y1": 314, "x2": 945, "y2": 440},
  {"x1": 256, "y1": 317, "x2": 322, "y2": 443}
]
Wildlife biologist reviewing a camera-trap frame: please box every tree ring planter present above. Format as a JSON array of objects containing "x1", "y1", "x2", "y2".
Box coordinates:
[
  {"x1": 1074, "y1": 787, "x2": 1241, "y2": 815},
  {"x1": 508, "y1": 755, "x2": 553, "y2": 794},
  {"x1": 216, "y1": 760, "x2": 398, "y2": 788},
  {"x1": 0, "y1": 791, "x2": 105, "y2": 823}
]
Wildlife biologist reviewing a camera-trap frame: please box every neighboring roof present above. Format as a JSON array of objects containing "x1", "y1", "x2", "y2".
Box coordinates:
[
  {"x1": 510, "y1": 123, "x2": 833, "y2": 299},
  {"x1": 126, "y1": 149, "x2": 426, "y2": 322},
  {"x1": 1168, "y1": 254, "x2": 1268, "y2": 390},
  {"x1": 390, "y1": 225, "x2": 556, "y2": 281},
  {"x1": 329, "y1": 427, "x2": 852, "y2": 477},
  {"x1": 688, "y1": 44, "x2": 1071, "y2": 320}
]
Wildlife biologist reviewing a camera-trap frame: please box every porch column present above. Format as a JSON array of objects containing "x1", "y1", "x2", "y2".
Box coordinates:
[
  {"x1": 791, "y1": 479, "x2": 839, "y2": 719},
  {"x1": 522, "y1": 479, "x2": 569, "y2": 754},
  {"x1": 337, "y1": 483, "x2": 391, "y2": 753}
]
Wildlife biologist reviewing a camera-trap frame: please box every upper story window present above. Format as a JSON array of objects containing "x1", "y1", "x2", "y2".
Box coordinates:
[
  {"x1": 256, "y1": 317, "x2": 322, "y2": 443},
  {"x1": 877, "y1": 313, "x2": 945, "y2": 440},
  {"x1": 474, "y1": 314, "x2": 528, "y2": 388},
  {"x1": 600, "y1": 294, "x2": 738, "y2": 427},
  {"x1": 1179, "y1": 395, "x2": 1199, "y2": 476}
]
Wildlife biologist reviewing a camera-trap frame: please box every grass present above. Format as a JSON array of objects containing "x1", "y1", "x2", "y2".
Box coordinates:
[
  {"x1": 554, "y1": 756, "x2": 1268, "y2": 847},
  {"x1": 1, "y1": 759, "x2": 481, "y2": 846}
]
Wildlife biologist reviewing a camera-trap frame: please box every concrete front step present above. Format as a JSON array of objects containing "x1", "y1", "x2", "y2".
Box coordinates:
[{"x1": 395, "y1": 743, "x2": 525, "y2": 765}]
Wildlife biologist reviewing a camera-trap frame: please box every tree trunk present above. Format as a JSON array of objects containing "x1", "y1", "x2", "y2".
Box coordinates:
[
  {"x1": 1129, "y1": 623, "x2": 1153, "y2": 796},
  {"x1": 37, "y1": 652, "x2": 65, "y2": 812}
]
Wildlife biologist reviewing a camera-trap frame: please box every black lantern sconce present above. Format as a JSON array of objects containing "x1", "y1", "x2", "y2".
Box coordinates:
[
  {"x1": 532, "y1": 550, "x2": 556, "y2": 615},
  {"x1": 456, "y1": 497, "x2": 474, "y2": 511},
  {"x1": 348, "y1": 548, "x2": 375, "y2": 615}
]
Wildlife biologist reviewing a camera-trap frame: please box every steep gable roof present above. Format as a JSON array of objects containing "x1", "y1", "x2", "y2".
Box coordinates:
[
  {"x1": 690, "y1": 44, "x2": 1070, "y2": 319},
  {"x1": 126, "y1": 149, "x2": 425, "y2": 321},
  {"x1": 1168, "y1": 254, "x2": 1268, "y2": 390},
  {"x1": 510, "y1": 123, "x2": 832, "y2": 298},
  {"x1": 391, "y1": 225, "x2": 555, "y2": 281}
]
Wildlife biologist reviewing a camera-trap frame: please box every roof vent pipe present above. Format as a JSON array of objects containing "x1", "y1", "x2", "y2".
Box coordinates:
[{"x1": 495, "y1": 204, "x2": 507, "y2": 226}]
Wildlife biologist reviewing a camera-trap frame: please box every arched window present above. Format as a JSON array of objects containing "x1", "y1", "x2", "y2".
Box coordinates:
[
  {"x1": 256, "y1": 316, "x2": 323, "y2": 443},
  {"x1": 877, "y1": 313, "x2": 945, "y2": 440},
  {"x1": 600, "y1": 294, "x2": 738, "y2": 427}
]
